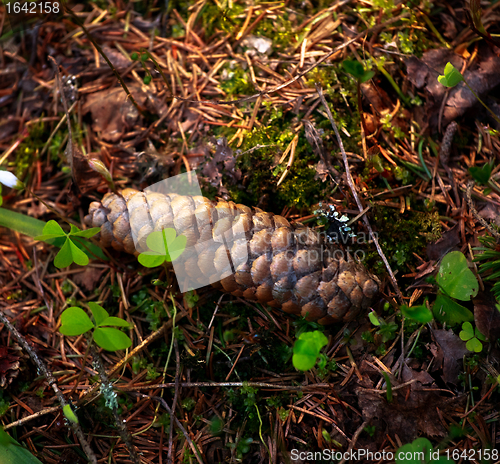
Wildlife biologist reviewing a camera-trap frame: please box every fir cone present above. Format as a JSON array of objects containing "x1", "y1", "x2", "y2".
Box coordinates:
[{"x1": 84, "y1": 189, "x2": 380, "y2": 324}]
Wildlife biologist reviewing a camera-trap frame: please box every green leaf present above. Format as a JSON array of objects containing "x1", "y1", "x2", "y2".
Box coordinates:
[
  {"x1": 138, "y1": 251, "x2": 167, "y2": 268},
  {"x1": 469, "y1": 161, "x2": 493, "y2": 185},
  {"x1": 342, "y1": 60, "x2": 365, "y2": 79},
  {"x1": 396, "y1": 438, "x2": 436, "y2": 463},
  {"x1": 466, "y1": 337, "x2": 482, "y2": 352},
  {"x1": 342, "y1": 60, "x2": 375, "y2": 83},
  {"x1": 475, "y1": 327, "x2": 486, "y2": 341},
  {"x1": 93, "y1": 327, "x2": 132, "y2": 351},
  {"x1": 70, "y1": 227, "x2": 101, "y2": 238},
  {"x1": 54, "y1": 238, "x2": 74, "y2": 268},
  {"x1": 41, "y1": 220, "x2": 66, "y2": 236},
  {"x1": 35, "y1": 220, "x2": 68, "y2": 241},
  {"x1": 437, "y1": 62, "x2": 464, "y2": 88},
  {"x1": 98, "y1": 316, "x2": 132, "y2": 328},
  {"x1": 459, "y1": 322, "x2": 474, "y2": 341},
  {"x1": 0, "y1": 208, "x2": 45, "y2": 238},
  {"x1": 88, "y1": 302, "x2": 109, "y2": 326},
  {"x1": 401, "y1": 302, "x2": 433, "y2": 323},
  {"x1": 432, "y1": 293, "x2": 473, "y2": 326},
  {"x1": 68, "y1": 239, "x2": 90, "y2": 266},
  {"x1": 62, "y1": 404, "x2": 79, "y2": 424},
  {"x1": 60, "y1": 307, "x2": 94, "y2": 336},
  {"x1": 436, "y1": 251, "x2": 479, "y2": 301},
  {"x1": 0, "y1": 427, "x2": 44, "y2": 464},
  {"x1": 138, "y1": 228, "x2": 187, "y2": 267},
  {"x1": 292, "y1": 331, "x2": 328, "y2": 371},
  {"x1": 368, "y1": 311, "x2": 381, "y2": 326}
]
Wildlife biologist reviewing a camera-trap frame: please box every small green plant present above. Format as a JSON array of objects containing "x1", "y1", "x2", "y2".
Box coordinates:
[
  {"x1": 459, "y1": 322, "x2": 486, "y2": 352},
  {"x1": 396, "y1": 437, "x2": 454, "y2": 463},
  {"x1": 35, "y1": 220, "x2": 101, "y2": 268},
  {"x1": 227, "y1": 437, "x2": 253, "y2": 460},
  {"x1": 138, "y1": 229, "x2": 187, "y2": 267},
  {"x1": 292, "y1": 330, "x2": 328, "y2": 371},
  {"x1": 469, "y1": 160, "x2": 494, "y2": 185},
  {"x1": 59, "y1": 303, "x2": 132, "y2": 351},
  {"x1": 342, "y1": 60, "x2": 375, "y2": 83},
  {"x1": 368, "y1": 312, "x2": 398, "y2": 342},
  {"x1": 432, "y1": 251, "x2": 478, "y2": 325},
  {"x1": 438, "y1": 62, "x2": 500, "y2": 126}
]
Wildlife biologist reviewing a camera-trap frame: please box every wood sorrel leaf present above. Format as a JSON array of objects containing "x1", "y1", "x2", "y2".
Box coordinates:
[{"x1": 60, "y1": 307, "x2": 94, "y2": 336}]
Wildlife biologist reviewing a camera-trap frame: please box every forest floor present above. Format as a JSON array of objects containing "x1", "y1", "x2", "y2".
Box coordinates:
[{"x1": 1, "y1": 0, "x2": 500, "y2": 463}]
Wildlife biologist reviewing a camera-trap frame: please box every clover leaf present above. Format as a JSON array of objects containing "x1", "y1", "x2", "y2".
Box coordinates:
[
  {"x1": 292, "y1": 330, "x2": 328, "y2": 371},
  {"x1": 59, "y1": 304, "x2": 132, "y2": 352},
  {"x1": 437, "y1": 62, "x2": 464, "y2": 88},
  {"x1": 59, "y1": 307, "x2": 95, "y2": 336},
  {"x1": 459, "y1": 322, "x2": 486, "y2": 353},
  {"x1": 342, "y1": 60, "x2": 375, "y2": 83},
  {"x1": 35, "y1": 220, "x2": 101, "y2": 268},
  {"x1": 138, "y1": 228, "x2": 187, "y2": 267},
  {"x1": 396, "y1": 437, "x2": 454, "y2": 463},
  {"x1": 436, "y1": 251, "x2": 478, "y2": 301},
  {"x1": 93, "y1": 327, "x2": 132, "y2": 351}
]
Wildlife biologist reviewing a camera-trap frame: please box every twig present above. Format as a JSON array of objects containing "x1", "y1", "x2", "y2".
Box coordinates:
[
  {"x1": 0, "y1": 308, "x2": 98, "y2": 464},
  {"x1": 315, "y1": 84, "x2": 404, "y2": 304}
]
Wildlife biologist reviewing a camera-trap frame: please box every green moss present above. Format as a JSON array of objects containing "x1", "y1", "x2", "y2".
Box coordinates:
[
  {"x1": 198, "y1": 3, "x2": 245, "y2": 37},
  {"x1": 219, "y1": 63, "x2": 255, "y2": 98},
  {"x1": 367, "y1": 206, "x2": 441, "y2": 274}
]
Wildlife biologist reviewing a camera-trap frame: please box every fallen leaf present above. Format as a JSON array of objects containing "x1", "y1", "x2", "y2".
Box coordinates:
[
  {"x1": 430, "y1": 328, "x2": 469, "y2": 385},
  {"x1": 473, "y1": 291, "x2": 500, "y2": 340}
]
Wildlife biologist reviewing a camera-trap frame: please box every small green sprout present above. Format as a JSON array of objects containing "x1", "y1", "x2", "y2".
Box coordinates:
[
  {"x1": 459, "y1": 322, "x2": 486, "y2": 353},
  {"x1": 59, "y1": 302, "x2": 132, "y2": 351},
  {"x1": 438, "y1": 62, "x2": 500, "y2": 126},
  {"x1": 469, "y1": 160, "x2": 494, "y2": 185},
  {"x1": 341, "y1": 60, "x2": 375, "y2": 83},
  {"x1": 62, "y1": 404, "x2": 79, "y2": 424},
  {"x1": 138, "y1": 228, "x2": 187, "y2": 267},
  {"x1": 437, "y1": 62, "x2": 464, "y2": 88},
  {"x1": 35, "y1": 220, "x2": 100, "y2": 268},
  {"x1": 292, "y1": 330, "x2": 328, "y2": 371},
  {"x1": 368, "y1": 312, "x2": 398, "y2": 343},
  {"x1": 396, "y1": 437, "x2": 454, "y2": 463}
]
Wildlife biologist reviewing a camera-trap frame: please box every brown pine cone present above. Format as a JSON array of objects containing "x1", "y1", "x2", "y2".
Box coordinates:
[{"x1": 84, "y1": 189, "x2": 380, "y2": 324}]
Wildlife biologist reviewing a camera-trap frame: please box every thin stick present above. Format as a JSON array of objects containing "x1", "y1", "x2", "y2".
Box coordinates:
[{"x1": 315, "y1": 84, "x2": 404, "y2": 304}]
